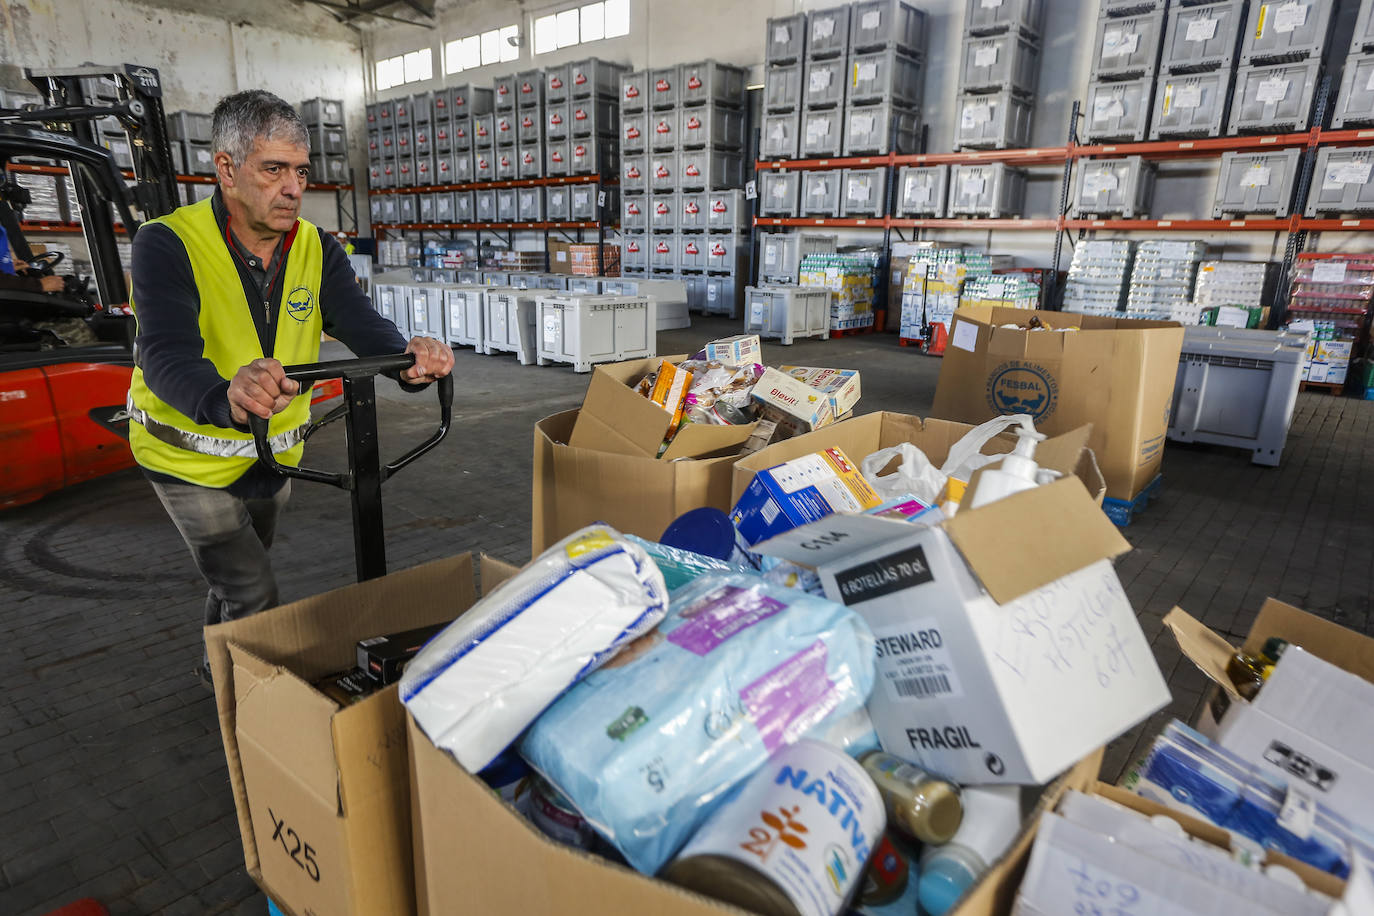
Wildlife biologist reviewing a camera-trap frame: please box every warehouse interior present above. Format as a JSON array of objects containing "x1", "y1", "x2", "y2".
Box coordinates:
[{"x1": 4, "y1": 0, "x2": 1374, "y2": 914}]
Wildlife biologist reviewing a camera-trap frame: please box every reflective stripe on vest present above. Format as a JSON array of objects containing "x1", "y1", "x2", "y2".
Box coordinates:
[{"x1": 128, "y1": 197, "x2": 324, "y2": 488}]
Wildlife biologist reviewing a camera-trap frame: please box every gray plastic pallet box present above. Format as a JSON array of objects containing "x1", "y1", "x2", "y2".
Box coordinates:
[
  {"x1": 843, "y1": 102, "x2": 921, "y2": 155},
  {"x1": 759, "y1": 232, "x2": 838, "y2": 284},
  {"x1": 419, "y1": 192, "x2": 436, "y2": 224},
  {"x1": 571, "y1": 184, "x2": 601, "y2": 221},
  {"x1": 547, "y1": 102, "x2": 570, "y2": 140},
  {"x1": 571, "y1": 137, "x2": 616, "y2": 174},
  {"x1": 801, "y1": 169, "x2": 843, "y2": 216},
  {"x1": 1332, "y1": 52, "x2": 1374, "y2": 128},
  {"x1": 1160, "y1": 0, "x2": 1245, "y2": 74},
  {"x1": 1150, "y1": 69, "x2": 1233, "y2": 138},
  {"x1": 679, "y1": 191, "x2": 708, "y2": 231},
  {"x1": 679, "y1": 61, "x2": 746, "y2": 107},
  {"x1": 546, "y1": 186, "x2": 571, "y2": 222},
  {"x1": 948, "y1": 163, "x2": 1028, "y2": 218},
  {"x1": 434, "y1": 121, "x2": 453, "y2": 153},
  {"x1": 517, "y1": 186, "x2": 545, "y2": 222},
  {"x1": 896, "y1": 164, "x2": 948, "y2": 217},
  {"x1": 475, "y1": 189, "x2": 497, "y2": 222},
  {"x1": 443, "y1": 285, "x2": 490, "y2": 351},
  {"x1": 398, "y1": 194, "x2": 418, "y2": 223},
  {"x1": 1240, "y1": 0, "x2": 1335, "y2": 65},
  {"x1": 801, "y1": 108, "x2": 845, "y2": 157},
  {"x1": 651, "y1": 193, "x2": 678, "y2": 231},
  {"x1": 623, "y1": 193, "x2": 647, "y2": 230},
  {"x1": 410, "y1": 92, "x2": 433, "y2": 125},
  {"x1": 536, "y1": 294, "x2": 655, "y2": 373},
  {"x1": 650, "y1": 66, "x2": 680, "y2": 109},
  {"x1": 707, "y1": 189, "x2": 751, "y2": 231},
  {"x1": 1229, "y1": 59, "x2": 1320, "y2": 133},
  {"x1": 851, "y1": 0, "x2": 927, "y2": 54},
  {"x1": 1357, "y1": 0, "x2": 1374, "y2": 52},
  {"x1": 704, "y1": 275, "x2": 742, "y2": 319},
  {"x1": 412, "y1": 154, "x2": 435, "y2": 187},
  {"x1": 651, "y1": 233, "x2": 678, "y2": 270},
  {"x1": 706, "y1": 233, "x2": 746, "y2": 272},
  {"x1": 168, "y1": 111, "x2": 213, "y2": 142},
  {"x1": 759, "y1": 170, "x2": 801, "y2": 216},
  {"x1": 518, "y1": 109, "x2": 544, "y2": 145},
  {"x1": 451, "y1": 149, "x2": 474, "y2": 184},
  {"x1": 961, "y1": 33, "x2": 1041, "y2": 96},
  {"x1": 515, "y1": 71, "x2": 544, "y2": 109},
  {"x1": 484, "y1": 289, "x2": 540, "y2": 365},
  {"x1": 840, "y1": 167, "x2": 888, "y2": 217},
  {"x1": 567, "y1": 277, "x2": 604, "y2": 294},
  {"x1": 546, "y1": 64, "x2": 571, "y2": 103},
  {"x1": 570, "y1": 99, "x2": 617, "y2": 138},
  {"x1": 622, "y1": 153, "x2": 648, "y2": 191},
  {"x1": 762, "y1": 112, "x2": 802, "y2": 160},
  {"x1": 571, "y1": 58, "x2": 627, "y2": 98},
  {"x1": 1084, "y1": 78, "x2": 1154, "y2": 142},
  {"x1": 474, "y1": 114, "x2": 495, "y2": 150},
  {"x1": 380, "y1": 195, "x2": 398, "y2": 223},
  {"x1": 1305, "y1": 146, "x2": 1374, "y2": 216},
  {"x1": 413, "y1": 124, "x2": 434, "y2": 158},
  {"x1": 496, "y1": 187, "x2": 517, "y2": 221},
  {"x1": 746, "y1": 286, "x2": 831, "y2": 344},
  {"x1": 678, "y1": 148, "x2": 745, "y2": 190},
  {"x1": 1212, "y1": 149, "x2": 1301, "y2": 217},
  {"x1": 683, "y1": 274, "x2": 706, "y2": 312},
  {"x1": 496, "y1": 112, "x2": 520, "y2": 147},
  {"x1": 493, "y1": 75, "x2": 516, "y2": 111},
  {"x1": 1071, "y1": 156, "x2": 1156, "y2": 218},
  {"x1": 621, "y1": 70, "x2": 648, "y2": 112},
  {"x1": 766, "y1": 63, "x2": 803, "y2": 112},
  {"x1": 808, "y1": 6, "x2": 852, "y2": 59},
  {"x1": 454, "y1": 190, "x2": 475, "y2": 222},
  {"x1": 518, "y1": 145, "x2": 543, "y2": 180},
  {"x1": 964, "y1": 0, "x2": 1045, "y2": 38},
  {"x1": 1090, "y1": 11, "x2": 1165, "y2": 80},
  {"x1": 622, "y1": 112, "x2": 647, "y2": 152},
  {"x1": 649, "y1": 153, "x2": 676, "y2": 191},
  {"x1": 545, "y1": 141, "x2": 570, "y2": 176},
  {"x1": 678, "y1": 234, "x2": 708, "y2": 270},
  {"x1": 680, "y1": 105, "x2": 746, "y2": 149},
  {"x1": 409, "y1": 284, "x2": 446, "y2": 338},
  {"x1": 651, "y1": 110, "x2": 679, "y2": 151},
  {"x1": 622, "y1": 234, "x2": 649, "y2": 272},
  {"x1": 301, "y1": 98, "x2": 343, "y2": 126},
  {"x1": 767, "y1": 13, "x2": 808, "y2": 62},
  {"x1": 452, "y1": 116, "x2": 472, "y2": 150},
  {"x1": 452, "y1": 85, "x2": 494, "y2": 116},
  {"x1": 848, "y1": 48, "x2": 924, "y2": 108},
  {"x1": 955, "y1": 91, "x2": 1033, "y2": 150},
  {"x1": 495, "y1": 149, "x2": 517, "y2": 181},
  {"x1": 803, "y1": 57, "x2": 848, "y2": 109}
]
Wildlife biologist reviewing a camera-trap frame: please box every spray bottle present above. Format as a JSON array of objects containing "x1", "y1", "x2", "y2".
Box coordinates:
[{"x1": 966, "y1": 417, "x2": 1046, "y2": 510}]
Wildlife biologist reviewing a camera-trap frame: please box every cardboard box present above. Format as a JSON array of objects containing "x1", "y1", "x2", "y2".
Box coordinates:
[
  {"x1": 1167, "y1": 600, "x2": 1374, "y2": 828},
  {"x1": 547, "y1": 239, "x2": 573, "y2": 275},
  {"x1": 778, "y1": 366, "x2": 861, "y2": 417},
  {"x1": 730, "y1": 446, "x2": 882, "y2": 544},
  {"x1": 703, "y1": 334, "x2": 761, "y2": 368},
  {"x1": 203, "y1": 553, "x2": 510, "y2": 916},
  {"x1": 932, "y1": 308, "x2": 1185, "y2": 501},
  {"x1": 752, "y1": 367, "x2": 838, "y2": 435}
]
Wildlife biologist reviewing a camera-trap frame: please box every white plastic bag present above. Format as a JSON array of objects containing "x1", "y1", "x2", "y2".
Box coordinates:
[
  {"x1": 941, "y1": 414, "x2": 1038, "y2": 482},
  {"x1": 861, "y1": 442, "x2": 946, "y2": 504}
]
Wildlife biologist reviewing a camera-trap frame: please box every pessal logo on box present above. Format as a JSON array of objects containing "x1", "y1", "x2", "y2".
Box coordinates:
[
  {"x1": 834, "y1": 545, "x2": 935, "y2": 605},
  {"x1": 986, "y1": 360, "x2": 1059, "y2": 423}
]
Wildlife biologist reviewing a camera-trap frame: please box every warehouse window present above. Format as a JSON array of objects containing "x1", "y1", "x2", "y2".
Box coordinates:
[
  {"x1": 532, "y1": 0, "x2": 629, "y2": 55},
  {"x1": 375, "y1": 48, "x2": 432, "y2": 90},
  {"x1": 444, "y1": 24, "x2": 519, "y2": 74}
]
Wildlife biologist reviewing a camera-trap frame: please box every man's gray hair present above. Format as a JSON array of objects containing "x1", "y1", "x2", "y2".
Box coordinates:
[{"x1": 210, "y1": 90, "x2": 310, "y2": 165}]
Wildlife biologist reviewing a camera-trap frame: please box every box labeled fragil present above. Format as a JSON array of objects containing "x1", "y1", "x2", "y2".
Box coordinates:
[
  {"x1": 778, "y1": 365, "x2": 861, "y2": 416},
  {"x1": 703, "y1": 334, "x2": 761, "y2": 367},
  {"x1": 730, "y1": 446, "x2": 881, "y2": 545}
]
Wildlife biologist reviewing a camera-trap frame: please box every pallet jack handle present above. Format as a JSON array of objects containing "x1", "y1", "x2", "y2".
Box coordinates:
[{"x1": 249, "y1": 353, "x2": 454, "y2": 582}]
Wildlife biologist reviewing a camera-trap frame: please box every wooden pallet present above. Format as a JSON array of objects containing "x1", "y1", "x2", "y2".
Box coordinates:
[{"x1": 1300, "y1": 380, "x2": 1346, "y2": 395}]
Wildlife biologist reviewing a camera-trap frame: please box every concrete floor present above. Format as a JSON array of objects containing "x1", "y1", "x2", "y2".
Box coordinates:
[{"x1": 2, "y1": 314, "x2": 1371, "y2": 914}]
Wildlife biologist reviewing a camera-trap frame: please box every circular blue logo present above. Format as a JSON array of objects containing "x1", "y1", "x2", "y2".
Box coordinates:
[
  {"x1": 986, "y1": 362, "x2": 1058, "y2": 423},
  {"x1": 285, "y1": 286, "x2": 315, "y2": 322}
]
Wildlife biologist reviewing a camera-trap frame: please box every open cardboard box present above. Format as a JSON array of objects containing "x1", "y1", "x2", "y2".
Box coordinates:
[
  {"x1": 203, "y1": 552, "x2": 515, "y2": 916},
  {"x1": 533, "y1": 356, "x2": 758, "y2": 554},
  {"x1": 931, "y1": 308, "x2": 1184, "y2": 502}
]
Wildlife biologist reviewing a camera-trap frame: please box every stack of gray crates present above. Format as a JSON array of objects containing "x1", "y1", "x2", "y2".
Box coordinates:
[
  {"x1": 955, "y1": 0, "x2": 1042, "y2": 152},
  {"x1": 167, "y1": 111, "x2": 214, "y2": 178},
  {"x1": 1229, "y1": 0, "x2": 1332, "y2": 134},
  {"x1": 549, "y1": 58, "x2": 626, "y2": 185},
  {"x1": 1151, "y1": 0, "x2": 1246, "y2": 139},
  {"x1": 762, "y1": 12, "x2": 806, "y2": 162},
  {"x1": 301, "y1": 98, "x2": 347, "y2": 185},
  {"x1": 843, "y1": 0, "x2": 926, "y2": 157},
  {"x1": 1329, "y1": 0, "x2": 1374, "y2": 130},
  {"x1": 1083, "y1": 0, "x2": 1165, "y2": 143}
]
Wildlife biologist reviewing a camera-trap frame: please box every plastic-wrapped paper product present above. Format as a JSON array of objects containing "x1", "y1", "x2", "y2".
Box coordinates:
[
  {"x1": 519, "y1": 573, "x2": 877, "y2": 874},
  {"x1": 401, "y1": 525, "x2": 669, "y2": 773},
  {"x1": 623, "y1": 534, "x2": 751, "y2": 592}
]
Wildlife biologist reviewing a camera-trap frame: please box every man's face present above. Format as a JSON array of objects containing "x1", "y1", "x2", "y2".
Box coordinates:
[{"x1": 218, "y1": 136, "x2": 310, "y2": 235}]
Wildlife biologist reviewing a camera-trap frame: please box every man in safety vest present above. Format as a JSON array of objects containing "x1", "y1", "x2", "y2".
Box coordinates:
[{"x1": 128, "y1": 90, "x2": 453, "y2": 683}]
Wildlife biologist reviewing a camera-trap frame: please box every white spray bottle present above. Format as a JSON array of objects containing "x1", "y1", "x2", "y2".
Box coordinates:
[{"x1": 967, "y1": 415, "x2": 1046, "y2": 510}]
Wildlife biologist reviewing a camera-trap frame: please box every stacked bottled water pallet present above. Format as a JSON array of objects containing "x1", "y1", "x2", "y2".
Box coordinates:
[
  {"x1": 1062, "y1": 238, "x2": 1135, "y2": 315},
  {"x1": 1124, "y1": 239, "x2": 1206, "y2": 323}
]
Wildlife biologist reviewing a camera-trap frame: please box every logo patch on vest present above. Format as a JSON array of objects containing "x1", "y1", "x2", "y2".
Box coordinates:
[{"x1": 286, "y1": 286, "x2": 315, "y2": 322}]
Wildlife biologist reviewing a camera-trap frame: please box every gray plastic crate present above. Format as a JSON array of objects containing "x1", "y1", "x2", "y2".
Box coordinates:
[
  {"x1": 650, "y1": 153, "x2": 677, "y2": 191},
  {"x1": 546, "y1": 140, "x2": 570, "y2": 176},
  {"x1": 678, "y1": 148, "x2": 745, "y2": 190},
  {"x1": 705, "y1": 233, "x2": 746, "y2": 272},
  {"x1": 1083, "y1": 78, "x2": 1154, "y2": 142},
  {"x1": 1160, "y1": 0, "x2": 1245, "y2": 73},
  {"x1": 495, "y1": 149, "x2": 517, "y2": 181},
  {"x1": 411, "y1": 92, "x2": 434, "y2": 125},
  {"x1": 546, "y1": 64, "x2": 571, "y2": 103},
  {"x1": 515, "y1": 71, "x2": 544, "y2": 109},
  {"x1": 435, "y1": 120, "x2": 454, "y2": 153},
  {"x1": 395, "y1": 157, "x2": 415, "y2": 187},
  {"x1": 518, "y1": 144, "x2": 543, "y2": 179},
  {"x1": 1229, "y1": 59, "x2": 1320, "y2": 133},
  {"x1": 801, "y1": 108, "x2": 845, "y2": 157},
  {"x1": 310, "y1": 122, "x2": 347, "y2": 156},
  {"x1": 398, "y1": 193, "x2": 418, "y2": 223},
  {"x1": 766, "y1": 63, "x2": 803, "y2": 112},
  {"x1": 413, "y1": 123, "x2": 434, "y2": 158},
  {"x1": 1357, "y1": 0, "x2": 1374, "y2": 52},
  {"x1": 452, "y1": 116, "x2": 472, "y2": 151},
  {"x1": 433, "y1": 191, "x2": 456, "y2": 222},
  {"x1": 704, "y1": 275, "x2": 742, "y2": 319},
  {"x1": 1150, "y1": 69, "x2": 1232, "y2": 138},
  {"x1": 412, "y1": 153, "x2": 435, "y2": 187},
  {"x1": 679, "y1": 234, "x2": 708, "y2": 270},
  {"x1": 379, "y1": 194, "x2": 398, "y2": 223},
  {"x1": 759, "y1": 232, "x2": 838, "y2": 284},
  {"x1": 621, "y1": 70, "x2": 648, "y2": 112},
  {"x1": 517, "y1": 109, "x2": 543, "y2": 145},
  {"x1": 651, "y1": 110, "x2": 679, "y2": 151},
  {"x1": 496, "y1": 187, "x2": 518, "y2": 221},
  {"x1": 571, "y1": 137, "x2": 616, "y2": 174},
  {"x1": 546, "y1": 102, "x2": 570, "y2": 140},
  {"x1": 395, "y1": 127, "x2": 414, "y2": 157},
  {"x1": 767, "y1": 13, "x2": 808, "y2": 63},
  {"x1": 454, "y1": 190, "x2": 475, "y2": 222},
  {"x1": 370, "y1": 162, "x2": 391, "y2": 190},
  {"x1": 419, "y1": 192, "x2": 437, "y2": 224},
  {"x1": 1332, "y1": 51, "x2": 1374, "y2": 128},
  {"x1": 948, "y1": 163, "x2": 1028, "y2": 217},
  {"x1": 453, "y1": 85, "x2": 495, "y2": 116},
  {"x1": 683, "y1": 274, "x2": 706, "y2": 311},
  {"x1": 393, "y1": 97, "x2": 413, "y2": 129},
  {"x1": 546, "y1": 185, "x2": 571, "y2": 221},
  {"x1": 474, "y1": 150, "x2": 495, "y2": 182},
  {"x1": 168, "y1": 111, "x2": 212, "y2": 142},
  {"x1": 840, "y1": 167, "x2": 888, "y2": 217},
  {"x1": 622, "y1": 152, "x2": 648, "y2": 191},
  {"x1": 571, "y1": 58, "x2": 627, "y2": 98},
  {"x1": 843, "y1": 102, "x2": 921, "y2": 155},
  {"x1": 366, "y1": 103, "x2": 381, "y2": 133},
  {"x1": 450, "y1": 149, "x2": 474, "y2": 184},
  {"x1": 746, "y1": 286, "x2": 832, "y2": 344},
  {"x1": 1212, "y1": 149, "x2": 1301, "y2": 217},
  {"x1": 680, "y1": 191, "x2": 708, "y2": 231},
  {"x1": 517, "y1": 186, "x2": 545, "y2": 222},
  {"x1": 1305, "y1": 146, "x2": 1374, "y2": 216},
  {"x1": 570, "y1": 99, "x2": 617, "y2": 137},
  {"x1": 851, "y1": 0, "x2": 927, "y2": 54},
  {"x1": 367, "y1": 132, "x2": 383, "y2": 161},
  {"x1": 965, "y1": 0, "x2": 1045, "y2": 37},
  {"x1": 762, "y1": 111, "x2": 801, "y2": 160},
  {"x1": 623, "y1": 193, "x2": 648, "y2": 230},
  {"x1": 848, "y1": 48, "x2": 924, "y2": 107},
  {"x1": 380, "y1": 129, "x2": 397, "y2": 159},
  {"x1": 801, "y1": 169, "x2": 843, "y2": 216},
  {"x1": 708, "y1": 189, "x2": 750, "y2": 231},
  {"x1": 961, "y1": 32, "x2": 1040, "y2": 95},
  {"x1": 808, "y1": 6, "x2": 852, "y2": 59},
  {"x1": 760, "y1": 170, "x2": 801, "y2": 216},
  {"x1": 474, "y1": 117, "x2": 494, "y2": 156},
  {"x1": 623, "y1": 234, "x2": 649, "y2": 272},
  {"x1": 1240, "y1": 0, "x2": 1335, "y2": 65},
  {"x1": 579, "y1": 180, "x2": 613, "y2": 220},
  {"x1": 650, "y1": 66, "x2": 680, "y2": 109},
  {"x1": 494, "y1": 75, "x2": 516, "y2": 110},
  {"x1": 494, "y1": 112, "x2": 517, "y2": 146},
  {"x1": 1071, "y1": 156, "x2": 1156, "y2": 218},
  {"x1": 803, "y1": 57, "x2": 848, "y2": 109},
  {"x1": 680, "y1": 61, "x2": 746, "y2": 107},
  {"x1": 680, "y1": 105, "x2": 746, "y2": 149},
  {"x1": 301, "y1": 98, "x2": 343, "y2": 126},
  {"x1": 651, "y1": 233, "x2": 678, "y2": 270},
  {"x1": 652, "y1": 193, "x2": 678, "y2": 231},
  {"x1": 1090, "y1": 11, "x2": 1165, "y2": 80},
  {"x1": 954, "y1": 91, "x2": 1033, "y2": 149},
  {"x1": 1099, "y1": 0, "x2": 1165, "y2": 14},
  {"x1": 896, "y1": 164, "x2": 948, "y2": 217},
  {"x1": 622, "y1": 111, "x2": 647, "y2": 151}
]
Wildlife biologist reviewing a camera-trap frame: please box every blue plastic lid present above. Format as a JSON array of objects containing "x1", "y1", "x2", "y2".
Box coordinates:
[
  {"x1": 660, "y1": 507, "x2": 739, "y2": 561},
  {"x1": 917, "y1": 855, "x2": 976, "y2": 916}
]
